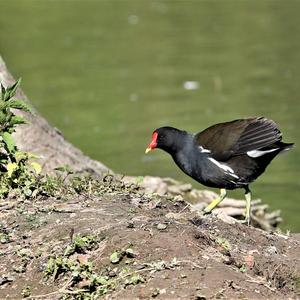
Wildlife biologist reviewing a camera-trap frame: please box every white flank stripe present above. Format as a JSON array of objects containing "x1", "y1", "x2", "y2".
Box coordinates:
[
  {"x1": 199, "y1": 146, "x2": 211, "y2": 153},
  {"x1": 208, "y1": 157, "x2": 238, "y2": 179},
  {"x1": 228, "y1": 173, "x2": 239, "y2": 179},
  {"x1": 247, "y1": 148, "x2": 279, "y2": 158}
]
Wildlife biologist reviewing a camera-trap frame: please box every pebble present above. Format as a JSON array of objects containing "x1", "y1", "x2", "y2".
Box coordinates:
[
  {"x1": 157, "y1": 223, "x2": 167, "y2": 230},
  {"x1": 265, "y1": 245, "x2": 277, "y2": 256}
]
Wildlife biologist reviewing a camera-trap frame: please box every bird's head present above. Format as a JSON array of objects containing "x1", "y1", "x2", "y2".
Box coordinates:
[{"x1": 145, "y1": 127, "x2": 187, "y2": 154}]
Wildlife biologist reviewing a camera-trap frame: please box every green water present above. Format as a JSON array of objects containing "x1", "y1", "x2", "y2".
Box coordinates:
[{"x1": 0, "y1": 0, "x2": 299, "y2": 231}]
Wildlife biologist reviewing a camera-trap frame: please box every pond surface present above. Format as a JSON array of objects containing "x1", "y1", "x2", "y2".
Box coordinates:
[{"x1": 1, "y1": 0, "x2": 299, "y2": 231}]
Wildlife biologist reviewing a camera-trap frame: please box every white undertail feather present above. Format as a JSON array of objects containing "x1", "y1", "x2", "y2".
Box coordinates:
[{"x1": 247, "y1": 148, "x2": 279, "y2": 158}]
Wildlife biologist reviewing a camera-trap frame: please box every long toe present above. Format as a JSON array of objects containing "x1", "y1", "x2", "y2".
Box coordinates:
[{"x1": 236, "y1": 218, "x2": 250, "y2": 225}]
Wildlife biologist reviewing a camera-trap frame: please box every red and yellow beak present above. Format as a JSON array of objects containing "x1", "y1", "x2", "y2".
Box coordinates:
[{"x1": 145, "y1": 132, "x2": 158, "y2": 154}]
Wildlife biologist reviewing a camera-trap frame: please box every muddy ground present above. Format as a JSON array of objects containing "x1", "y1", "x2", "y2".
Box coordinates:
[{"x1": 0, "y1": 175, "x2": 299, "y2": 299}]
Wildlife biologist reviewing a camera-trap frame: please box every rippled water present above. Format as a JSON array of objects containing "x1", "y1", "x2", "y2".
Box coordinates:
[{"x1": 1, "y1": 0, "x2": 299, "y2": 230}]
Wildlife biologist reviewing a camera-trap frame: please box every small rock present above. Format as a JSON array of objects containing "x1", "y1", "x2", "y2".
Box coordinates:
[
  {"x1": 125, "y1": 248, "x2": 136, "y2": 258},
  {"x1": 157, "y1": 223, "x2": 167, "y2": 230},
  {"x1": 265, "y1": 245, "x2": 277, "y2": 256},
  {"x1": 152, "y1": 287, "x2": 160, "y2": 297},
  {"x1": 13, "y1": 265, "x2": 26, "y2": 273},
  {"x1": 224, "y1": 256, "x2": 236, "y2": 266},
  {"x1": 108, "y1": 270, "x2": 117, "y2": 277},
  {"x1": 0, "y1": 275, "x2": 14, "y2": 286},
  {"x1": 195, "y1": 293, "x2": 206, "y2": 300},
  {"x1": 127, "y1": 221, "x2": 135, "y2": 228},
  {"x1": 173, "y1": 195, "x2": 184, "y2": 202}
]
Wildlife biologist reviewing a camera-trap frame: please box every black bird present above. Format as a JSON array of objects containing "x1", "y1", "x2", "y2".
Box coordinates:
[{"x1": 145, "y1": 117, "x2": 293, "y2": 224}]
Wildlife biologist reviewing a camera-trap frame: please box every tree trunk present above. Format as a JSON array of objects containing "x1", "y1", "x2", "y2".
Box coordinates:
[{"x1": 0, "y1": 55, "x2": 111, "y2": 175}]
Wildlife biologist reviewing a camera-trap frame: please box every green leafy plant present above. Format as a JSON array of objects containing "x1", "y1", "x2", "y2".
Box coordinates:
[
  {"x1": 21, "y1": 285, "x2": 32, "y2": 298},
  {"x1": 215, "y1": 236, "x2": 232, "y2": 252},
  {"x1": 42, "y1": 238, "x2": 148, "y2": 299},
  {"x1": 45, "y1": 253, "x2": 115, "y2": 298},
  {"x1": 64, "y1": 234, "x2": 98, "y2": 256},
  {"x1": 44, "y1": 234, "x2": 115, "y2": 298},
  {"x1": 0, "y1": 79, "x2": 41, "y2": 198},
  {"x1": 110, "y1": 247, "x2": 136, "y2": 264}
]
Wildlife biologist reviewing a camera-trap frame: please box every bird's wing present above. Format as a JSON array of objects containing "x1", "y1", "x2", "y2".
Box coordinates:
[{"x1": 194, "y1": 117, "x2": 282, "y2": 161}]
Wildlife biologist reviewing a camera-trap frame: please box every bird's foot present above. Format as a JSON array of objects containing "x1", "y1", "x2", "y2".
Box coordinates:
[
  {"x1": 203, "y1": 207, "x2": 212, "y2": 215},
  {"x1": 236, "y1": 217, "x2": 250, "y2": 226}
]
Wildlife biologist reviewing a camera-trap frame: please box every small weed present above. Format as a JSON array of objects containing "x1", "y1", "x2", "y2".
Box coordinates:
[
  {"x1": 17, "y1": 247, "x2": 33, "y2": 259},
  {"x1": 239, "y1": 265, "x2": 247, "y2": 273},
  {"x1": 110, "y1": 246, "x2": 136, "y2": 264},
  {"x1": 124, "y1": 273, "x2": 145, "y2": 286},
  {"x1": 24, "y1": 213, "x2": 38, "y2": 223},
  {"x1": 127, "y1": 207, "x2": 136, "y2": 215},
  {"x1": 21, "y1": 285, "x2": 31, "y2": 298},
  {"x1": 38, "y1": 174, "x2": 64, "y2": 197},
  {"x1": 23, "y1": 212, "x2": 46, "y2": 229},
  {"x1": 110, "y1": 251, "x2": 122, "y2": 264},
  {"x1": 0, "y1": 231, "x2": 12, "y2": 244},
  {"x1": 43, "y1": 238, "x2": 145, "y2": 298},
  {"x1": 64, "y1": 234, "x2": 98, "y2": 256},
  {"x1": 216, "y1": 237, "x2": 232, "y2": 252}
]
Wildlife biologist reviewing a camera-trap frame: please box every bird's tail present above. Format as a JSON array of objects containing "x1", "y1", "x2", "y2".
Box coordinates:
[{"x1": 279, "y1": 142, "x2": 294, "y2": 154}]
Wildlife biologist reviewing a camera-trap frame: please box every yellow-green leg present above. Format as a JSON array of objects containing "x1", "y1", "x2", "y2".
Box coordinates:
[
  {"x1": 237, "y1": 186, "x2": 252, "y2": 225},
  {"x1": 203, "y1": 188, "x2": 227, "y2": 214},
  {"x1": 244, "y1": 188, "x2": 251, "y2": 225}
]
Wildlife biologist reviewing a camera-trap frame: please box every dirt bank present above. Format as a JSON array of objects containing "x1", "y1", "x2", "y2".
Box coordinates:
[{"x1": 0, "y1": 175, "x2": 299, "y2": 299}]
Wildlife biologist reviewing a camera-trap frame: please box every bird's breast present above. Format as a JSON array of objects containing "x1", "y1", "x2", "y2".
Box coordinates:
[{"x1": 172, "y1": 151, "x2": 193, "y2": 176}]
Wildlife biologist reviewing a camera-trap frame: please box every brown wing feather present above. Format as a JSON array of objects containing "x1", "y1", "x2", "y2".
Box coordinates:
[{"x1": 195, "y1": 117, "x2": 282, "y2": 161}]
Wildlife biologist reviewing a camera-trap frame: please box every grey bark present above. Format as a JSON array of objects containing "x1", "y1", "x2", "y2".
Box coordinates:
[{"x1": 0, "y1": 55, "x2": 111, "y2": 174}]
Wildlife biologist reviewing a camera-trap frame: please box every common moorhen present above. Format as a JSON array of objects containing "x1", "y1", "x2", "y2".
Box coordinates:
[{"x1": 145, "y1": 117, "x2": 293, "y2": 224}]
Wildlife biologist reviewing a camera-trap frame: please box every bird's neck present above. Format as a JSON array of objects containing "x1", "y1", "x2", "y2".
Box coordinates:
[{"x1": 161, "y1": 131, "x2": 193, "y2": 155}]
